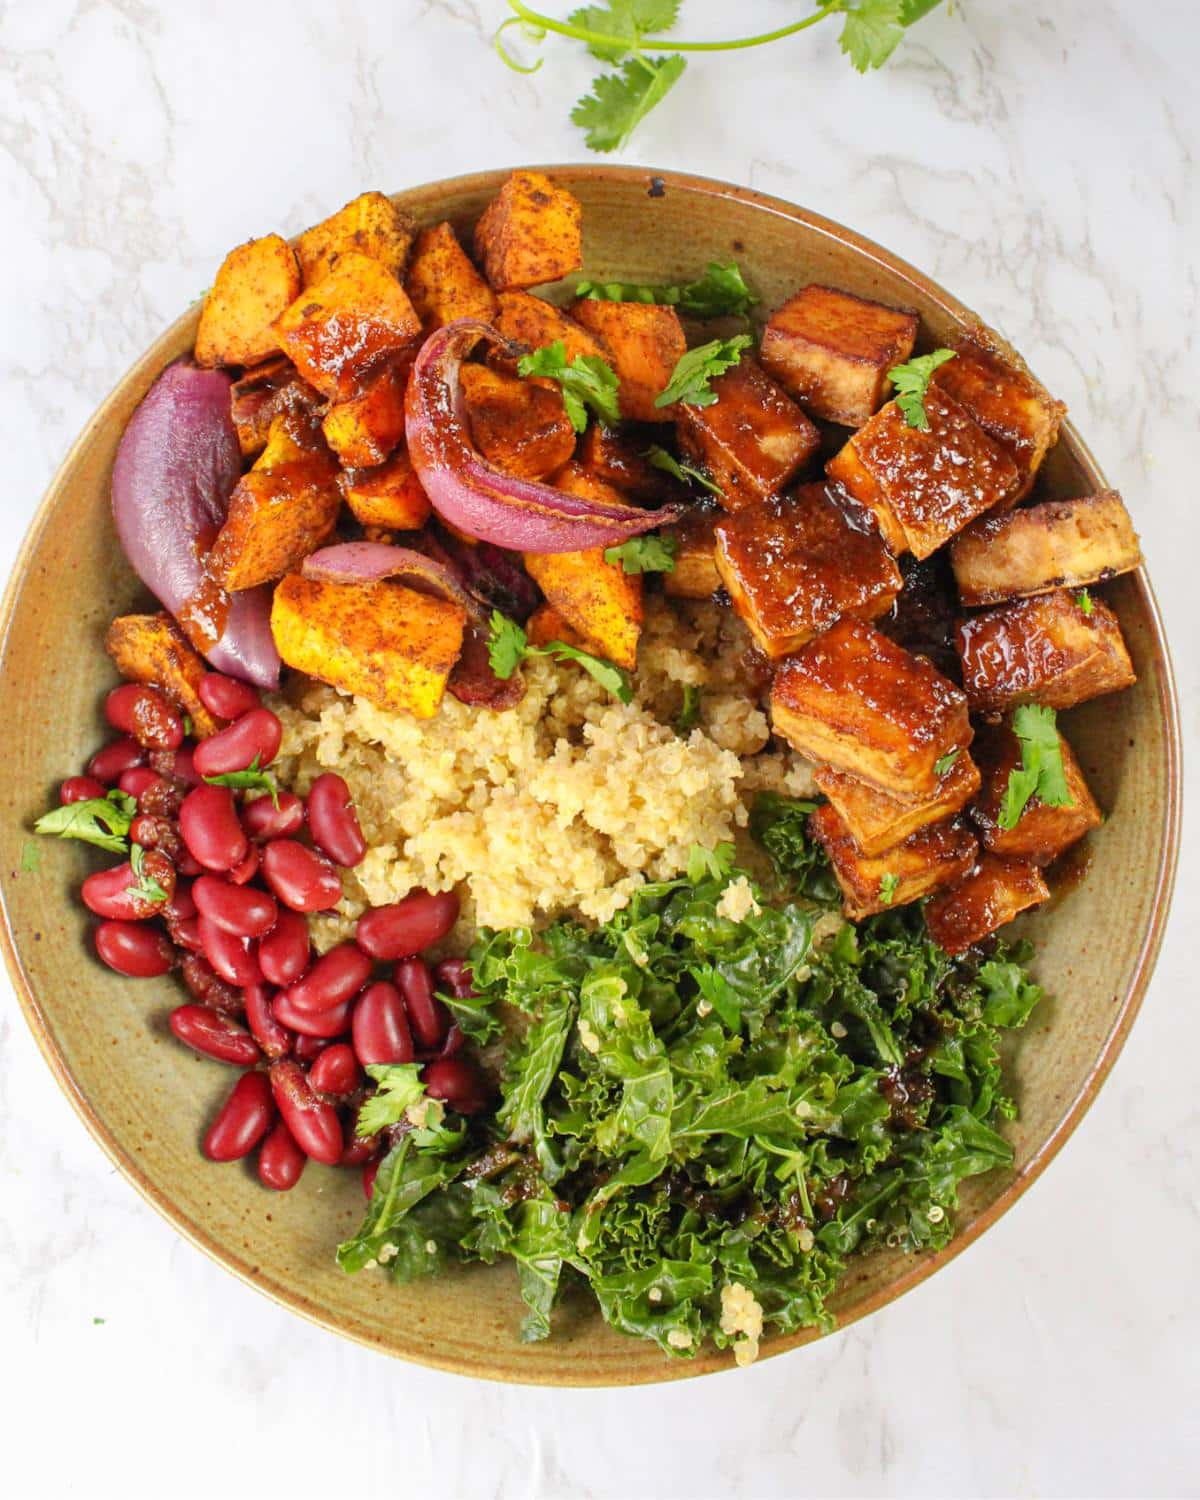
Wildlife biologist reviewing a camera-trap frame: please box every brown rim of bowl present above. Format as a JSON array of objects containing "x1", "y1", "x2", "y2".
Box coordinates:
[{"x1": 0, "y1": 164, "x2": 1183, "y2": 1384}]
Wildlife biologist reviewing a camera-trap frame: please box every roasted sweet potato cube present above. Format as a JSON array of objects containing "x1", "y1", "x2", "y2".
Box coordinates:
[
  {"x1": 950, "y1": 491, "x2": 1142, "y2": 608},
  {"x1": 577, "y1": 423, "x2": 676, "y2": 502},
  {"x1": 340, "y1": 448, "x2": 431, "y2": 531},
  {"x1": 406, "y1": 222, "x2": 498, "y2": 329},
  {"x1": 924, "y1": 855, "x2": 1049, "y2": 955},
  {"x1": 570, "y1": 300, "x2": 686, "y2": 423},
  {"x1": 758, "y1": 285, "x2": 918, "y2": 427},
  {"x1": 104, "y1": 613, "x2": 221, "y2": 738},
  {"x1": 525, "y1": 603, "x2": 588, "y2": 651},
  {"x1": 931, "y1": 330, "x2": 1065, "y2": 502},
  {"x1": 771, "y1": 618, "x2": 972, "y2": 796},
  {"x1": 494, "y1": 291, "x2": 612, "y2": 370},
  {"x1": 523, "y1": 544, "x2": 642, "y2": 671},
  {"x1": 813, "y1": 750, "x2": 981, "y2": 857},
  {"x1": 322, "y1": 364, "x2": 407, "y2": 467},
  {"x1": 295, "y1": 191, "x2": 415, "y2": 285},
  {"x1": 460, "y1": 363, "x2": 575, "y2": 480},
  {"x1": 664, "y1": 510, "x2": 721, "y2": 600},
  {"x1": 271, "y1": 574, "x2": 466, "y2": 718},
  {"x1": 826, "y1": 389, "x2": 1021, "y2": 558},
  {"x1": 715, "y1": 484, "x2": 901, "y2": 657},
  {"x1": 969, "y1": 720, "x2": 1102, "y2": 863},
  {"x1": 208, "y1": 456, "x2": 341, "y2": 591},
  {"x1": 195, "y1": 235, "x2": 301, "y2": 370},
  {"x1": 473, "y1": 170, "x2": 582, "y2": 291},
  {"x1": 809, "y1": 804, "x2": 979, "y2": 920},
  {"x1": 956, "y1": 589, "x2": 1135, "y2": 713},
  {"x1": 274, "y1": 251, "x2": 421, "y2": 400},
  {"x1": 229, "y1": 357, "x2": 320, "y2": 458},
  {"x1": 675, "y1": 358, "x2": 819, "y2": 509}
]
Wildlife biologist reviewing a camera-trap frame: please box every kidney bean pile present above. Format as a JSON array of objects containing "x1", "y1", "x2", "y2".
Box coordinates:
[{"x1": 65, "y1": 670, "x2": 487, "y2": 1195}]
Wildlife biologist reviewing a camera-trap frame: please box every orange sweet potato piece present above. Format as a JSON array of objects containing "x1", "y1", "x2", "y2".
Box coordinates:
[
  {"x1": 577, "y1": 422, "x2": 677, "y2": 502},
  {"x1": 229, "y1": 357, "x2": 321, "y2": 458},
  {"x1": 104, "y1": 613, "x2": 222, "y2": 737},
  {"x1": 525, "y1": 604, "x2": 589, "y2": 651},
  {"x1": 523, "y1": 542, "x2": 643, "y2": 671},
  {"x1": 570, "y1": 300, "x2": 686, "y2": 423},
  {"x1": 460, "y1": 364, "x2": 576, "y2": 480},
  {"x1": 322, "y1": 364, "x2": 408, "y2": 467},
  {"x1": 295, "y1": 191, "x2": 415, "y2": 286},
  {"x1": 494, "y1": 291, "x2": 612, "y2": 369},
  {"x1": 195, "y1": 235, "x2": 301, "y2": 369},
  {"x1": 473, "y1": 170, "x2": 583, "y2": 291},
  {"x1": 340, "y1": 448, "x2": 431, "y2": 531},
  {"x1": 406, "y1": 222, "x2": 498, "y2": 329}
]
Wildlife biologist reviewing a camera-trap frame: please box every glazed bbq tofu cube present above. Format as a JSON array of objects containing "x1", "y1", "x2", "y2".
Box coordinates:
[
  {"x1": 195, "y1": 235, "x2": 301, "y2": 370},
  {"x1": 758, "y1": 285, "x2": 919, "y2": 427},
  {"x1": 570, "y1": 300, "x2": 686, "y2": 423},
  {"x1": 809, "y1": 803, "x2": 979, "y2": 920},
  {"x1": 295, "y1": 191, "x2": 415, "y2": 285},
  {"x1": 956, "y1": 588, "x2": 1135, "y2": 713},
  {"x1": 950, "y1": 491, "x2": 1142, "y2": 608},
  {"x1": 664, "y1": 510, "x2": 721, "y2": 600},
  {"x1": 923, "y1": 855, "x2": 1050, "y2": 955},
  {"x1": 770, "y1": 617, "x2": 972, "y2": 796},
  {"x1": 460, "y1": 364, "x2": 576, "y2": 480},
  {"x1": 969, "y1": 720, "x2": 1102, "y2": 863},
  {"x1": 931, "y1": 331, "x2": 1066, "y2": 502},
  {"x1": 715, "y1": 484, "x2": 901, "y2": 657},
  {"x1": 494, "y1": 291, "x2": 612, "y2": 369},
  {"x1": 473, "y1": 170, "x2": 582, "y2": 291},
  {"x1": 827, "y1": 388, "x2": 1021, "y2": 558},
  {"x1": 675, "y1": 358, "x2": 819, "y2": 509},
  {"x1": 405, "y1": 222, "x2": 498, "y2": 329},
  {"x1": 813, "y1": 750, "x2": 981, "y2": 857},
  {"x1": 339, "y1": 448, "x2": 432, "y2": 532}
]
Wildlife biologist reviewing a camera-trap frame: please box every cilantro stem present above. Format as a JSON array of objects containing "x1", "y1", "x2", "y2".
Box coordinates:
[{"x1": 503, "y1": 0, "x2": 838, "y2": 56}]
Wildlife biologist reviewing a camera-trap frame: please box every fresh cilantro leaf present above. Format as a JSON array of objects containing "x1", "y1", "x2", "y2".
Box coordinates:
[
  {"x1": 571, "y1": 54, "x2": 686, "y2": 153},
  {"x1": 839, "y1": 0, "x2": 906, "y2": 73},
  {"x1": 20, "y1": 841, "x2": 39, "y2": 873},
  {"x1": 686, "y1": 842, "x2": 735, "y2": 883},
  {"x1": 182, "y1": 714, "x2": 194, "y2": 737},
  {"x1": 654, "y1": 335, "x2": 752, "y2": 409},
  {"x1": 203, "y1": 754, "x2": 279, "y2": 808},
  {"x1": 998, "y1": 766, "x2": 1040, "y2": 832},
  {"x1": 643, "y1": 444, "x2": 724, "y2": 499},
  {"x1": 676, "y1": 683, "x2": 701, "y2": 734},
  {"x1": 486, "y1": 611, "x2": 633, "y2": 703},
  {"x1": 567, "y1": 0, "x2": 681, "y2": 61},
  {"x1": 1076, "y1": 588, "x2": 1094, "y2": 615},
  {"x1": 997, "y1": 704, "x2": 1074, "y2": 830},
  {"x1": 34, "y1": 789, "x2": 136, "y2": 855},
  {"x1": 576, "y1": 260, "x2": 757, "y2": 320},
  {"x1": 604, "y1": 534, "x2": 676, "y2": 574},
  {"x1": 879, "y1": 872, "x2": 900, "y2": 906},
  {"x1": 92, "y1": 1317, "x2": 106, "y2": 1326},
  {"x1": 517, "y1": 341, "x2": 621, "y2": 431},
  {"x1": 889, "y1": 348, "x2": 956, "y2": 431},
  {"x1": 127, "y1": 844, "x2": 169, "y2": 905},
  {"x1": 486, "y1": 611, "x2": 530, "y2": 680},
  {"x1": 357, "y1": 1064, "x2": 428, "y2": 1138},
  {"x1": 934, "y1": 750, "x2": 960, "y2": 778}
]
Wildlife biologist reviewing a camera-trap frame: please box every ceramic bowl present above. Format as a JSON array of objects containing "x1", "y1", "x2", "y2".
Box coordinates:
[{"x1": 0, "y1": 166, "x2": 1181, "y2": 1385}]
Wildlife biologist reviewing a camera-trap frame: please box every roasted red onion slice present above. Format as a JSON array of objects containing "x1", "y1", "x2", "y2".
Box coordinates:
[
  {"x1": 302, "y1": 542, "x2": 484, "y2": 619},
  {"x1": 405, "y1": 320, "x2": 682, "y2": 554}
]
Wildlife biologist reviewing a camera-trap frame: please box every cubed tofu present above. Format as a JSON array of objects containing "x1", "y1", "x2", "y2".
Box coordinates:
[
  {"x1": 570, "y1": 300, "x2": 686, "y2": 423},
  {"x1": 405, "y1": 221, "x2": 499, "y2": 329},
  {"x1": 229, "y1": 357, "x2": 320, "y2": 458},
  {"x1": 340, "y1": 448, "x2": 432, "y2": 531},
  {"x1": 460, "y1": 363, "x2": 575, "y2": 480},
  {"x1": 577, "y1": 423, "x2": 677, "y2": 502},
  {"x1": 274, "y1": 251, "x2": 421, "y2": 399},
  {"x1": 923, "y1": 855, "x2": 1050, "y2": 955},
  {"x1": 813, "y1": 750, "x2": 981, "y2": 857},
  {"x1": 473, "y1": 170, "x2": 583, "y2": 291},
  {"x1": 295, "y1": 191, "x2": 415, "y2": 285},
  {"x1": 494, "y1": 291, "x2": 612, "y2": 368},
  {"x1": 525, "y1": 603, "x2": 589, "y2": 651},
  {"x1": 208, "y1": 454, "x2": 341, "y2": 591},
  {"x1": 104, "y1": 613, "x2": 222, "y2": 738},
  {"x1": 956, "y1": 588, "x2": 1136, "y2": 713},
  {"x1": 271, "y1": 574, "x2": 466, "y2": 718},
  {"x1": 969, "y1": 720, "x2": 1102, "y2": 863},
  {"x1": 809, "y1": 804, "x2": 979, "y2": 920},
  {"x1": 931, "y1": 330, "x2": 1066, "y2": 502},
  {"x1": 664, "y1": 510, "x2": 721, "y2": 600},
  {"x1": 770, "y1": 617, "x2": 972, "y2": 796},
  {"x1": 321, "y1": 363, "x2": 408, "y2": 467},
  {"x1": 675, "y1": 357, "x2": 819, "y2": 509},
  {"x1": 826, "y1": 389, "x2": 1021, "y2": 558},
  {"x1": 715, "y1": 484, "x2": 901, "y2": 657},
  {"x1": 758, "y1": 285, "x2": 918, "y2": 427},
  {"x1": 950, "y1": 491, "x2": 1142, "y2": 608},
  {"x1": 195, "y1": 234, "x2": 302, "y2": 370}
]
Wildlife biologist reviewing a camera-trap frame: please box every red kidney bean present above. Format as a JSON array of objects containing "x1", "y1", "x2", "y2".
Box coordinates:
[
  {"x1": 88, "y1": 737, "x2": 145, "y2": 786},
  {"x1": 94, "y1": 920, "x2": 175, "y2": 978},
  {"x1": 179, "y1": 785, "x2": 248, "y2": 872},
  {"x1": 243, "y1": 983, "x2": 292, "y2": 1060},
  {"x1": 180, "y1": 952, "x2": 242, "y2": 1011},
  {"x1": 203, "y1": 1071, "x2": 274, "y2": 1162},
  {"x1": 119, "y1": 766, "x2": 163, "y2": 800},
  {"x1": 272, "y1": 989, "x2": 354, "y2": 1039},
  {"x1": 149, "y1": 745, "x2": 203, "y2": 788},
  {"x1": 352, "y1": 981, "x2": 413, "y2": 1066},
  {"x1": 198, "y1": 916, "x2": 262, "y2": 986},
  {"x1": 104, "y1": 683, "x2": 184, "y2": 751},
  {"x1": 198, "y1": 672, "x2": 261, "y2": 722},
  {"x1": 260, "y1": 840, "x2": 341, "y2": 912},
  {"x1": 268, "y1": 1060, "x2": 342, "y2": 1164},
  {"x1": 227, "y1": 845, "x2": 260, "y2": 886},
  {"x1": 242, "y1": 790, "x2": 304, "y2": 841},
  {"x1": 169, "y1": 1004, "x2": 261, "y2": 1066},
  {"x1": 60, "y1": 774, "x2": 106, "y2": 805},
  {"x1": 305, "y1": 774, "x2": 367, "y2": 868},
  {"x1": 422, "y1": 1057, "x2": 488, "y2": 1115},
  {"x1": 395, "y1": 957, "x2": 449, "y2": 1049},
  {"x1": 292, "y1": 1031, "x2": 327, "y2": 1064},
  {"x1": 170, "y1": 916, "x2": 205, "y2": 955},
  {"x1": 433, "y1": 957, "x2": 475, "y2": 999},
  {"x1": 259, "y1": 908, "x2": 310, "y2": 987},
  {"x1": 284, "y1": 943, "x2": 372, "y2": 1014},
  {"x1": 362, "y1": 1159, "x2": 380, "y2": 1199},
  {"x1": 257, "y1": 1119, "x2": 307, "y2": 1190},
  {"x1": 165, "y1": 882, "x2": 196, "y2": 924},
  {"x1": 193, "y1": 708, "x2": 282, "y2": 778},
  {"x1": 356, "y1": 890, "x2": 459, "y2": 960},
  {"x1": 308, "y1": 1043, "x2": 362, "y2": 1096},
  {"x1": 340, "y1": 1113, "x2": 380, "y2": 1166},
  {"x1": 176, "y1": 848, "x2": 203, "y2": 878},
  {"x1": 82, "y1": 852, "x2": 176, "y2": 921},
  {"x1": 193, "y1": 875, "x2": 278, "y2": 939},
  {"x1": 438, "y1": 1023, "x2": 465, "y2": 1058}
]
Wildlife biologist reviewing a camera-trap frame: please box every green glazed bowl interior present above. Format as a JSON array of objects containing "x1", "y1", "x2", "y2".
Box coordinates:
[{"x1": 0, "y1": 167, "x2": 1181, "y2": 1385}]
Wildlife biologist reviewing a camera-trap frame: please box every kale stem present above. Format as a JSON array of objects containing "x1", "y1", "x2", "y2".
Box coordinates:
[{"x1": 503, "y1": 0, "x2": 841, "y2": 56}]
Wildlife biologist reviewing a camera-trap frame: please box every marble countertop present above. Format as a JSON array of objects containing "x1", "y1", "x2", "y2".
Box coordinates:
[{"x1": 2, "y1": 2, "x2": 1196, "y2": 1496}]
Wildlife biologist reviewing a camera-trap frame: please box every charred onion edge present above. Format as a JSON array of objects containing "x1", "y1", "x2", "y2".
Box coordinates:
[{"x1": 301, "y1": 542, "x2": 484, "y2": 620}]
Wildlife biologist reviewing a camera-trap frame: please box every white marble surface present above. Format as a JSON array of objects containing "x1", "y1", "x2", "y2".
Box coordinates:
[{"x1": 2, "y1": 3, "x2": 1197, "y2": 1496}]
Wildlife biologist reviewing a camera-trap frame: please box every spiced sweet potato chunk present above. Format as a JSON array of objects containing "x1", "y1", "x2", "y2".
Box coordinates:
[
  {"x1": 340, "y1": 449, "x2": 431, "y2": 532},
  {"x1": 956, "y1": 589, "x2": 1135, "y2": 713},
  {"x1": 770, "y1": 618, "x2": 972, "y2": 796},
  {"x1": 950, "y1": 491, "x2": 1142, "y2": 608},
  {"x1": 473, "y1": 170, "x2": 582, "y2": 291},
  {"x1": 813, "y1": 750, "x2": 981, "y2": 858},
  {"x1": 104, "y1": 613, "x2": 222, "y2": 738},
  {"x1": 322, "y1": 363, "x2": 408, "y2": 467},
  {"x1": 715, "y1": 485, "x2": 901, "y2": 657},
  {"x1": 406, "y1": 221, "x2": 498, "y2": 329},
  {"x1": 295, "y1": 191, "x2": 415, "y2": 285},
  {"x1": 460, "y1": 364, "x2": 575, "y2": 480},
  {"x1": 758, "y1": 285, "x2": 918, "y2": 427},
  {"x1": 809, "y1": 804, "x2": 979, "y2": 920},
  {"x1": 676, "y1": 358, "x2": 819, "y2": 508},
  {"x1": 570, "y1": 300, "x2": 686, "y2": 423},
  {"x1": 494, "y1": 291, "x2": 612, "y2": 369},
  {"x1": 664, "y1": 510, "x2": 721, "y2": 600},
  {"x1": 524, "y1": 542, "x2": 643, "y2": 671},
  {"x1": 229, "y1": 357, "x2": 320, "y2": 458},
  {"x1": 826, "y1": 389, "x2": 1021, "y2": 558},
  {"x1": 924, "y1": 855, "x2": 1049, "y2": 955},
  {"x1": 970, "y1": 720, "x2": 1102, "y2": 863},
  {"x1": 577, "y1": 423, "x2": 676, "y2": 502},
  {"x1": 195, "y1": 235, "x2": 301, "y2": 369}
]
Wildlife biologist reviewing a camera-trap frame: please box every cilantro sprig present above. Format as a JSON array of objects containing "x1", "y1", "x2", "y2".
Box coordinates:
[
  {"x1": 676, "y1": 683, "x2": 702, "y2": 735},
  {"x1": 997, "y1": 705, "x2": 1075, "y2": 831},
  {"x1": 357, "y1": 1064, "x2": 429, "y2": 1138},
  {"x1": 487, "y1": 611, "x2": 632, "y2": 703},
  {"x1": 889, "y1": 348, "x2": 956, "y2": 430},
  {"x1": 34, "y1": 788, "x2": 136, "y2": 855},
  {"x1": 203, "y1": 755, "x2": 279, "y2": 808},
  {"x1": 655, "y1": 335, "x2": 752, "y2": 409},
  {"x1": 878, "y1": 872, "x2": 899, "y2": 906},
  {"x1": 576, "y1": 261, "x2": 757, "y2": 320},
  {"x1": 644, "y1": 444, "x2": 724, "y2": 500},
  {"x1": 516, "y1": 341, "x2": 621, "y2": 432},
  {"x1": 604, "y1": 534, "x2": 676, "y2": 574}
]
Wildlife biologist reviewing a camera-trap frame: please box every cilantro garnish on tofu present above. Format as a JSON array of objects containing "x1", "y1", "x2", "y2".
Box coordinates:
[
  {"x1": 655, "y1": 335, "x2": 752, "y2": 409},
  {"x1": 889, "y1": 348, "x2": 956, "y2": 430},
  {"x1": 998, "y1": 704, "x2": 1075, "y2": 830}
]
